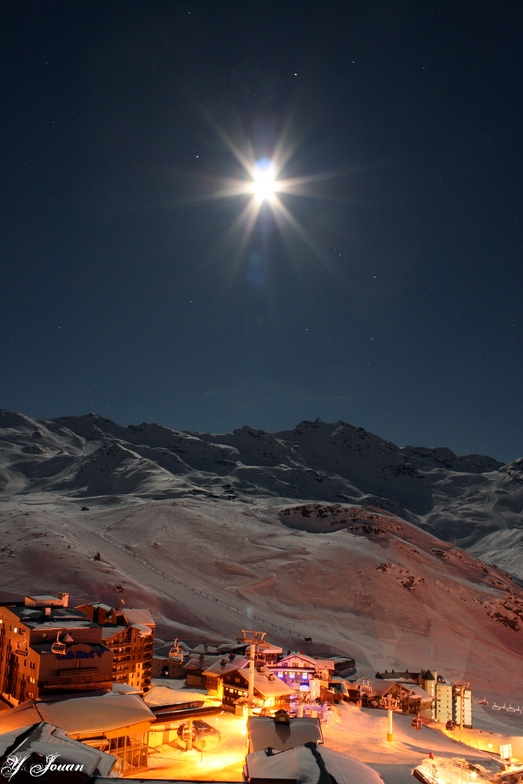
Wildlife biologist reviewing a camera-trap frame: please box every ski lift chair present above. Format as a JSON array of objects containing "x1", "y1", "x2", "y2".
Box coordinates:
[
  {"x1": 168, "y1": 638, "x2": 184, "y2": 663},
  {"x1": 51, "y1": 632, "x2": 66, "y2": 655},
  {"x1": 16, "y1": 638, "x2": 28, "y2": 656}
]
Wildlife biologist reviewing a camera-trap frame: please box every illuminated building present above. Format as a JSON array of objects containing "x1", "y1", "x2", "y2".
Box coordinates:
[
  {"x1": 267, "y1": 652, "x2": 335, "y2": 700},
  {"x1": 0, "y1": 692, "x2": 154, "y2": 776},
  {"x1": 76, "y1": 603, "x2": 155, "y2": 692},
  {"x1": 0, "y1": 595, "x2": 113, "y2": 705},
  {"x1": 221, "y1": 666, "x2": 294, "y2": 712}
]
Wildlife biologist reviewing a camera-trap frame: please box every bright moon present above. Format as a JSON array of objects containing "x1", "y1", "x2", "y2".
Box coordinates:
[{"x1": 250, "y1": 158, "x2": 277, "y2": 201}]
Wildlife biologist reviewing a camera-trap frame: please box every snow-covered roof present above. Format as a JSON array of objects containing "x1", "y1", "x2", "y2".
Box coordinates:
[
  {"x1": 37, "y1": 694, "x2": 154, "y2": 734},
  {"x1": 0, "y1": 694, "x2": 154, "y2": 736},
  {"x1": 203, "y1": 655, "x2": 249, "y2": 676},
  {"x1": 0, "y1": 702, "x2": 42, "y2": 734},
  {"x1": 131, "y1": 622, "x2": 153, "y2": 637},
  {"x1": 270, "y1": 653, "x2": 335, "y2": 671},
  {"x1": 183, "y1": 654, "x2": 218, "y2": 672},
  {"x1": 401, "y1": 684, "x2": 432, "y2": 700},
  {"x1": 248, "y1": 716, "x2": 323, "y2": 753},
  {"x1": 3, "y1": 603, "x2": 99, "y2": 629},
  {"x1": 0, "y1": 722, "x2": 117, "y2": 778},
  {"x1": 87, "y1": 602, "x2": 113, "y2": 611},
  {"x1": 111, "y1": 682, "x2": 143, "y2": 695},
  {"x1": 119, "y1": 608, "x2": 155, "y2": 627},
  {"x1": 100, "y1": 624, "x2": 128, "y2": 640},
  {"x1": 245, "y1": 742, "x2": 384, "y2": 784},
  {"x1": 0, "y1": 724, "x2": 35, "y2": 757},
  {"x1": 237, "y1": 670, "x2": 295, "y2": 698},
  {"x1": 355, "y1": 678, "x2": 396, "y2": 697}
]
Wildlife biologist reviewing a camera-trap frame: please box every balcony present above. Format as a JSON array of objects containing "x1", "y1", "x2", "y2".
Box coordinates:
[{"x1": 43, "y1": 669, "x2": 112, "y2": 691}]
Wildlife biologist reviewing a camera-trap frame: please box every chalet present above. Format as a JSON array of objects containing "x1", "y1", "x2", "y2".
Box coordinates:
[
  {"x1": 331, "y1": 655, "x2": 356, "y2": 674},
  {"x1": 267, "y1": 653, "x2": 335, "y2": 699},
  {"x1": 376, "y1": 670, "x2": 418, "y2": 683},
  {"x1": 183, "y1": 654, "x2": 222, "y2": 688},
  {"x1": 0, "y1": 692, "x2": 155, "y2": 776},
  {"x1": 357, "y1": 677, "x2": 433, "y2": 718},
  {"x1": 374, "y1": 669, "x2": 470, "y2": 724},
  {"x1": 255, "y1": 642, "x2": 283, "y2": 664},
  {"x1": 222, "y1": 667, "x2": 295, "y2": 712},
  {"x1": 359, "y1": 677, "x2": 410, "y2": 703},
  {"x1": 329, "y1": 677, "x2": 362, "y2": 704},
  {"x1": 202, "y1": 653, "x2": 249, "y2": 698}
]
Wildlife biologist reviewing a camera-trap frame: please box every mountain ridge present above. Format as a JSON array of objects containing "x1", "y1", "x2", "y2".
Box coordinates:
[{"x1": 1, "y1": 408, "x2": 522, "y2": 578}]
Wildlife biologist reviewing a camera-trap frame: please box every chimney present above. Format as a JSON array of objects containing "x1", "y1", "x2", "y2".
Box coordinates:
[
  {"x1": 43, "y1": 607, "x2": 51, "y2": 617},
  {"x1": 57, "y1": 592, "x2": 69, "y2": 607}
]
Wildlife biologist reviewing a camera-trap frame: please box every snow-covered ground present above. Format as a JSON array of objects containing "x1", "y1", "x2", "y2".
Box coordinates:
[
  {"x1": 135, "y1": 692, "x2": 514, "y2": 784},
  {"x1": 1, "y1": 490, "x2": 523, "y2": 705}
]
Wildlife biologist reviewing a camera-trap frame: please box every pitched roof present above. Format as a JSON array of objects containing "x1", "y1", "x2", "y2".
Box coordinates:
[
  {"x1": 118, "y1": 609, "x2": 155, "y2": 628},
  {"x1": 0, "y1": 695, "x2": 154, "y2": 736},
  {"x1": 183, "y1": 654, "x2": 219, "y2": 672},
  {"x1": 203, "y1": 656, "x2": 249, "y2": 676},
  {"x1": 237, "y1": 670, "x2": 295, "y2": 698},
  {"x1": 37, "y1": 694, "x2": 154, "y2": 734},
  {"x1": 401, "y1": 684, "x2": 432, "y2": 700},
  {"x1": 0, "y1": 722, "x2": 117, "y2": 778},
  {"x1": 245, "y1": 742, "x2": 384, "y2": 784},
  {"x1": 355, "y1": 677, "x2": 398, "y2": 697},
  {"x1": 248, "y1": 716, "x2": 323, "y2": 753},
  {"x1": 270, "y1": 653, "x2": 335, "y2": 671}
]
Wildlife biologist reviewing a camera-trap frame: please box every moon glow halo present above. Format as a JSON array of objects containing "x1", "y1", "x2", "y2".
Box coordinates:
[{"x1": 250, "y1": 158, "x2": 278, "y2": 202}]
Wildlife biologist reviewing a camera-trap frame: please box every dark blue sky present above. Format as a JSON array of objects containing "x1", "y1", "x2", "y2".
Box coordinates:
[{"x1": 1, "y1": 1, "x2": 522, "y2": 462}]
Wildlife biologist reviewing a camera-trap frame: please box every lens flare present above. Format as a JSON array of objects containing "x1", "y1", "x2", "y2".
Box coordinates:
[{"x1": 170, "y1": 112, "x2": 347, "y2": 283}]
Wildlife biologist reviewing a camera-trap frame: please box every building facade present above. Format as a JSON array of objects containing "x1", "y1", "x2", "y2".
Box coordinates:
[
  {"x1": 76, "y1": 604, "x2": 155, "y2": 692},
  {"x1": 267, "y1": 653, "x2": 335, "y2": 700},
  {"x1": 221, "y1": 667, "x2": 294, "y2": 712},
  {"x1": 0, "y1": 595, "x2": 113, "y2": 705}
]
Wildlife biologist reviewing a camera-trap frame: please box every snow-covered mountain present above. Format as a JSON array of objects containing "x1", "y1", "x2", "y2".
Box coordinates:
[
  {"x1": 2, "y1": 409, "x2": 523, "y2": 703},
  {"x1": 2, "y1": 410, "x2": 520, "y2": 554}
]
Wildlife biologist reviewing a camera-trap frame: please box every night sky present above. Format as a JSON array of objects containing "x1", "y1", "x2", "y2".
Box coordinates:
[{"x1": 1, "y1": 1, "x2": 522, "y2": 462}]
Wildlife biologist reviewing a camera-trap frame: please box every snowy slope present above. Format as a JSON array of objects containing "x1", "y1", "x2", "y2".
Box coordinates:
[{"x1": 2, "y1": 409, "x2": 523, "y2": 704}]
